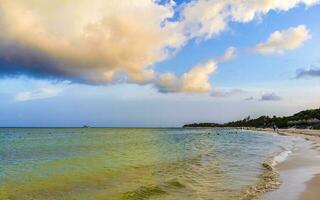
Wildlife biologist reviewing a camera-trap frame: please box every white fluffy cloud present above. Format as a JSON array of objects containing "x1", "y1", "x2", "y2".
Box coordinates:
[
  {"x1": 156, "y1": 61, "x2": 217, "y2": 93},
  {"x1": 253, "y1": 25, "x2": 311, "y2": 55},
  {"x1": 0, "y1": 0, "x2": 184, "y2": 84},
  {"x1": 179, "y1": 0, "x2": 319, "y2": 39},
  {"x1": 0, "y1": 0, "x2": 318, "y2": 93},
  {"x1": 229, "y1": 0, "x2": 319, "y2": 22}
]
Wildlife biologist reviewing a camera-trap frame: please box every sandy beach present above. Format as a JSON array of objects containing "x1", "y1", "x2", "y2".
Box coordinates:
[{"x1": 252, "y1": 128, "x2": 320, "y2": 200}]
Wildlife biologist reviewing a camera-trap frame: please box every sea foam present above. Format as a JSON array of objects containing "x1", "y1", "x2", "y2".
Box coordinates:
[{"x1": 271, "y1": 150, "x2": 292, "y2": 166}]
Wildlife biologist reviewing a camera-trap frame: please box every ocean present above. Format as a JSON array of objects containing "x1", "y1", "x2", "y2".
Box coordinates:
[{"x1": 0, "y1": 128, "x2": 298, "y2": 199}]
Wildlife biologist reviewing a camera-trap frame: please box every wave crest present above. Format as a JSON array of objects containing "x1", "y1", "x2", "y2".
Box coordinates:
[{"x1": 240, "y1": 159, "x2": 281, "y2": 200}]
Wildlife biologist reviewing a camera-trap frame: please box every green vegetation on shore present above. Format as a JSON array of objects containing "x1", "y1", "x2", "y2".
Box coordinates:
[{"x1": 183, "y1": 108, "x2": 320, "y2": 129}]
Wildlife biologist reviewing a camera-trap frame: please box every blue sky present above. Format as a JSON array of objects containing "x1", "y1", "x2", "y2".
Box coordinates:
[{"x1": 0, "y1": 0, "x2": 320, "y2": 127}]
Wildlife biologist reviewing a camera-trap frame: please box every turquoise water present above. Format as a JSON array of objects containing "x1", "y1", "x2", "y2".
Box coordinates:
[{"x1": 0, "y1": 128, "x2": 293, "y2": 199}]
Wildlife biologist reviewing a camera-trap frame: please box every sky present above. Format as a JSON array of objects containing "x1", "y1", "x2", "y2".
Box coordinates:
[{"x1": 0, "y1": 0, "x2": 320, "y2": 127}]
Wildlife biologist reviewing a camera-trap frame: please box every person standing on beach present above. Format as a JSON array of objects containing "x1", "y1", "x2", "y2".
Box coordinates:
[{"x1": 273, "y1": 125, "x2": 277, "y2": 132}]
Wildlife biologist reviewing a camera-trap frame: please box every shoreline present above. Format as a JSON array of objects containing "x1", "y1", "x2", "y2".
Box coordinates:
[{"x1": 246, "y1": 128, "x2": 320, "y2": 200}]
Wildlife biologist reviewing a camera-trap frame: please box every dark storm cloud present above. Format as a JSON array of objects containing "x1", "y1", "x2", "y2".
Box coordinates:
[{"x1": 0, "y1": 44, "x2": 88, "y2": 83}]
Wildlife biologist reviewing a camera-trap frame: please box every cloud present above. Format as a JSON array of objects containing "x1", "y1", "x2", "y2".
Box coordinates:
[
  {"x1": 156, "y1": 61, "x2": 217, "y2": 93},
  {"x1": 228, "y1": 0, "x2": 319, "y2": 22},
  {"x1": 215, "y1": 47, "x2": 237, "y2": 62},
  {"x1": 260, "y1": 93, "x2": 282, "y2": 101},
  {"x1": 244, "y1": 96, "x2": 254, "y2": 101},
  {"x1": 0, "y1": 0, "x2": 184, "y2": 85},
  {"x1": 296, "y1": 67, "x2": 320, "y2": 78},
  {"x1": 15, "y1": 84, "x2": 64, "y2": 102},
  {"x1": 0, "y1": 0, "x2": 318, "y2": 93},
  {"x1": 211, "y1": 88, "x2": 245, "y2": 97},
  {"x1": 252, "y1": 25, "x2": 311, "y2": 55},
  {"x1": 179, "y1": 0, "x2": 319, "y2": 39}
]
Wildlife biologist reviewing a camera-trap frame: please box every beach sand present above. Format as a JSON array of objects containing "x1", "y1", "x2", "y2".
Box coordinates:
[
  {"x1": 252, "y1": 128, "x2": 320, "y2": 200},
  {"x1": 298, "y1": 175, "x2": 320, "y2": 200}
]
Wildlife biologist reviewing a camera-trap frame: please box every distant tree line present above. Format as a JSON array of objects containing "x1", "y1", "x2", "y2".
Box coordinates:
[{"x1": 183, "y1": 108, "x2": 320, "y2": 129}]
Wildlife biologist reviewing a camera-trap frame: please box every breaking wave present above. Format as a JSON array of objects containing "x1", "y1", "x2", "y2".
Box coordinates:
[{"x1": 241, "y1": 149, "x2": 292, "y2": 200}]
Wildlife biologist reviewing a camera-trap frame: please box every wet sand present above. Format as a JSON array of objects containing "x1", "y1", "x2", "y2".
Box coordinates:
[
  {"x1": 249, "y1": 128, "x2": 320, "y2": 200},
  {"x1": 298, "y1": 175, "x2": 320, "y2": 200}
]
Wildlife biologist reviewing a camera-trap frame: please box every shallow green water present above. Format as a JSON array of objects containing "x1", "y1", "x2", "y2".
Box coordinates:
[{"x1": 0, "y1": 128, "x2": 293, "y2": 199}]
